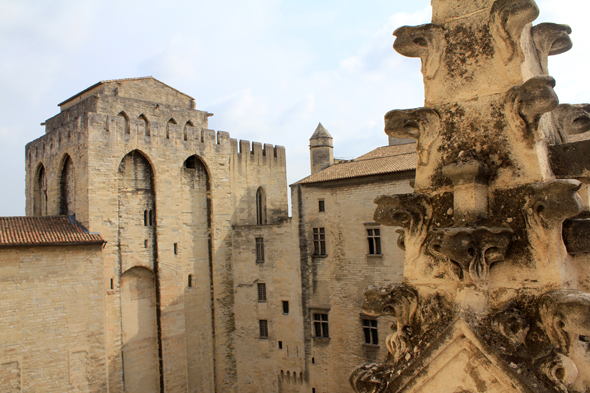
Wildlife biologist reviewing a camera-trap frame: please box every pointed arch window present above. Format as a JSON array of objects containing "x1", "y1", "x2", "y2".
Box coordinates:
[
  {"x1": 138, "y1": 114, "x2": 150, "y2": 136},
  {"x1": 59, "y1": 155, "x2": 76, "y2": 215},
  {"x1": 166, "y1": 119, "x2": 177, "y2": 139},
  {"x1": 256, "y1": 187, "x2": 266, "y2": 225},
  {"x1": 34, "y1": 164, "x2": 47, "y2": 216},
  {"x1": 118, "y1": 111, "x2": 130, "y2": 135}
]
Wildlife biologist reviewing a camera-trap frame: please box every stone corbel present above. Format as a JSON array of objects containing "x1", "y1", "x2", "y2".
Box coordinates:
[
  {"x1": 384, "y1": 108, "x2": 440, "y2": 166},
  {"x1": 490, "y1": 0, "x2": 540, "y2": 64},
  {"x1": 531, "y1": 23, "x2": 572, "y2": 75},
  {"x1": 373, "y1": 193, "x2": 432, "y2": 265},
  {"x1": 427, "y1": 226, "x2": 513, "y2": 282},
  {"x1": 553, "y1": 104, "x2": 590, "y2": 140},
  {"x1": 504, "y1": 76, "x2": 559, "y2": 147},
  {"x1": 393, "y1": 24, "x2": 446, "y2": 80},
  {"x1": 523, "y1": 179, "x2": 583, "y2": 269},
  {"x1": 442, "y1": 160, "x2": 490, "y2": 223}
]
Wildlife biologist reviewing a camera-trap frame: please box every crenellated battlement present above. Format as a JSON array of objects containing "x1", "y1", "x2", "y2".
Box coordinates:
[{"x1": 230, "y1": 138, "x2": 286, "y2": 167}]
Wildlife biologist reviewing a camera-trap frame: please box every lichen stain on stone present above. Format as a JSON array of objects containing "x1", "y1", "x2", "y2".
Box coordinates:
[{"x1": 444, "y1": 24, "x2": 495, "y2": 80}]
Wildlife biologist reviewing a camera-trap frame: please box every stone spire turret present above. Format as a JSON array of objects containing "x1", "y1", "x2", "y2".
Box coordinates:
[{"x1": 309, "y1": 123, "x2": 334, "y2": 175}]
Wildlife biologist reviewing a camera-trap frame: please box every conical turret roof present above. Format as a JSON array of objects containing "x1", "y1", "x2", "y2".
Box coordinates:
[{"x1": 310, "y1": 123, "x2": 332, "y2": 139}]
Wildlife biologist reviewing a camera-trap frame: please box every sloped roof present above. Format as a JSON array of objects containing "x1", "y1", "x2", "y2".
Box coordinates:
[
  {"x1": 310, "y1": 123, "x2": 332, "y2": 139},
  {"x1": 0, "y1": 216, "x2": 105, "y2": 247},
  {"x1": 58, "y1": 76, "x2": 194, "y2": 107},
  {"x1": 297, "y1": 142, "x2": 417, "y2": 184}
]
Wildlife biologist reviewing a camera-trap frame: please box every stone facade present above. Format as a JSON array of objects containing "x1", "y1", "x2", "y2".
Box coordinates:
[{"x1": 3, "y1": 76, "x2": 415, "y2": 392}]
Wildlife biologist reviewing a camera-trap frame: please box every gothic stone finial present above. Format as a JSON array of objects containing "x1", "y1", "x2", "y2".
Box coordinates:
[
  {"x1": 393, "y1": 24, "x2": 446, "y2": 80},
  {"x1": 490, "y1": 0, "x2": 540, "y2": 64}
]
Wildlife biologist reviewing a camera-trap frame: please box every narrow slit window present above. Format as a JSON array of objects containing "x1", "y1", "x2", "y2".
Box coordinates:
[
  {"x1": 149, "y1": 210, "x2": 154, "y2": 226},
  {"x1": 256, "y1": 237, "x2": 265, "y2": 263},
  {"x1": 282, "y1": 300, "x2": 289, "y2": 314},
  {"x1": 278, "y1": 341, "x2": 283, "y2": 349},
  {"x1": 144, "y1": 239, "x2": 148, "y2": 248},
  {"x1": 188, "y1": 274, "x2": 193, "y2": 288},
  {"x1": 144, "y1": 210, "x2": 148, "y2": 226},
  {"x1": 110, "y1": 278, "x2": 114, "y2": 290},
  {"x1": 257, "y1": 283, "x2": 267, "y2": 302},
  {"x1": 174, "y1": 243, "x2": 178, "y2": 255}
]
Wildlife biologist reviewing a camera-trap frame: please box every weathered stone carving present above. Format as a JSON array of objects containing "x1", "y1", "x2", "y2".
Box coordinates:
[
  {"x1": 531, "y1": 23, "x2": 572, "y2": 75},
  {"x1": 505, "y1": 76, "x2": 559, "y2": 147},
  {"x1": 393, "y1": 24, "x2": 446, "y2": 80},
  {"x1": 427, "y1": 226, "x2": 513, "y2": 282},
  {"x1": 442, "y1": 160, "x2": 490, "y2": 223},
  {"x1": 384, "y1": 108, "x2": 440, "y2": 166},
  {"x1": 351, "y1": 284, "x2": 450, "y2": 393},
  {"x1": 373, "y1": 194, "x2": 432, "y2": 265},
  {"x1": 538, "y1": 290, "x2": 590, "y2": 392},
  {"x1": 553, "y1": 104, "x2": 590, "y2": 138},
  {"x1": 490, "y1": 0, "x2": 540, "y2": 64}
]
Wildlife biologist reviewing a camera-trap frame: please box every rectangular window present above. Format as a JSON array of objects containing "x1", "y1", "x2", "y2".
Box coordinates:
[
  {"x1": 174, "y1": 243, "x2": 178, "y2": 255},
  {"x1": 313, "y1": 313, "x2": 329, "y2": 338},
  {"x1": 257, "y1": 283, "x2": 267, "y2": 302},
  {"x1": 367, "y1": 228, "x2": 381, "y2": 255},
  {"x1": 256, "y1": 237, "x2": 265, "y2": 263},
  {"x1": 259, "y1": 320, "x2": 268, "y2": 338},
  {"x1": 144, "y1": 210, "x2": 148, "y2": 226},
  {"x1": 318, "y1": 200, "x2": 325, "y2": 212},
  {"x1": 363, "y1": 319, "x2": 378, "y2": 345},
  {"x1": 313, "y1": 228, "x2": 326, "y2": 256},
  {"x1": 282, "y1": 300, "x2": 289, "y2": 314}
]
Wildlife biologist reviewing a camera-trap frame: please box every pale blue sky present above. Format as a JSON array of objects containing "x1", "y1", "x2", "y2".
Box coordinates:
[{"x1": 0, "y1": 0, "x2": 588, "y2": 215}]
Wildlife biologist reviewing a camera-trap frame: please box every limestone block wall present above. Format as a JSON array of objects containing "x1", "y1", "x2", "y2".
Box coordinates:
[
  {"x1": 230, "y1": 139, "x2": 288, "y2": 226},
  {"x1": 293, "y1": 172, "x2": 414, "y2": 393},
  {"x1": 232, "y1": 220, "x2": 307, "y2": 393},
  {"x1": 0, "y1": 244, "x2": 106, "y2": 392}
]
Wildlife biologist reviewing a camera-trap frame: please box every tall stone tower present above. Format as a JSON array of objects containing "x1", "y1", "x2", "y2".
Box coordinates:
[
  {"x1": 351, "y1": 1, "x2": 590, "y2": 392},
  {"x1": 309, "y1": 122, "x2": 334, "y2": 174}
]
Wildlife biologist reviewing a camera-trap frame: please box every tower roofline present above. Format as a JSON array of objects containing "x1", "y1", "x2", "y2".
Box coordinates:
[{"x1": 310, "y1": 122, "x2": 332, "y2": 139}]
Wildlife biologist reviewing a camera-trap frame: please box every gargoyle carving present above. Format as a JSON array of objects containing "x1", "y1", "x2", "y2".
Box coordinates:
[
  {"x1": 553, "y1": 104, "x2": 590, "y2": 139},
  {"x1": 523, "y1": 179, "x2": 582, "y2": 230},
  {"x1": 384, "y1": 108, "x2": 440, "y2": 166},
  {"x1": 490, "y1": 0, "x2": 540, "y2": 64},
  {"x1": 531, "y1": 23, "x2": 572, "y2": 75},
  {"x1": 373, "y1": 194, "x2": 432, "y2": 265},
  {"x1": 361, "y1": 284, "x2": 448, "y2": 364},
  {"x1": 504, "y1": 76, "x2": 559, "y2": 147},
  {"x1": 393, "y1": 24, "x2": 446, "y2": 80},
  {"x1": 427, "y1": 226, "x2": 513, "y2": 282}
]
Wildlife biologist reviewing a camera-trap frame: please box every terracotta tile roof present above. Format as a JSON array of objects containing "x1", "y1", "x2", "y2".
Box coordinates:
[
  {"x1": 0, "y1": 216, "x2": 105, "y2": 247},
  {"x1": 297, "y1": 143, "x2": 417, "y2": 184}
]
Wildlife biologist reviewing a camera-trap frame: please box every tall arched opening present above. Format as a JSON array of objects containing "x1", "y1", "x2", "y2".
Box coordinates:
[
  {"x1": 256, "y1": 186, "x2": 267, "y2": 225},
  {"x1": 181, "y1": 155, "x2": 214, "y2": 391},
  {"x1": 33, "y1": 164, "x2": 47, "y2": 216},
  {"x1": 117, "y1": 150, "x2": 161, "y2": 392},
  {"x1": 59, "y1": 155, "x2": 76, "y2": 215}
]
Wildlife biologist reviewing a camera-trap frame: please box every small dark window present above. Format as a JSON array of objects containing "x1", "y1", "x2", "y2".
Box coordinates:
[
  {"x1": 188, "y1": 274, "x2": 193, "y2": 288},
  {"x1": 278, "y1": 341, "x2": 283, "y2": 349},
  {"x1": 363, "y1": 319, "x2": 379, "y2": 345},
  {"x1": 110, "y1": 278, "x2": 114, "y2": 290},
  {"x1": 312, "y1": 357, "x2": 315, "y2": 364},
  {"x1": 144, "y1": 210, "x2": 148, "y2": 226},
  {"x1": 313, "y1": 228, "x2": 326, "y2": 256},
  {"x1": 282, "y1": 301, "x2": 289, "y2": 314},
  {"x1": 258, "y1": 283, "x2": 267, "y2": 302},
  {"x1": 313, "y1": 313, "x2": 329, "y2": 338},
  {"x1": 256, "y1": 237, "x2": 265, "y2": 263},
  {"x1": 144, "y1": 239, "x2": 148, "y2": 248},
  {"x1": 318, "y1": 200, "x2": 325, "y2": 212},
  {"x1": 367, "y1": 228, "x2": 381, "y2": 255},
  {"x1": 259, "y1": 320, "x2": 268, "y2": 338},
  {"x1": 149, "y1": 210, "x2": 154, "y2": 226},
  {"x1": 313, "y1": 388, "x2": 316, "y2": 393},
  {"x1": 174, "y1": 243, "x2": 178, "y2": 255}
]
